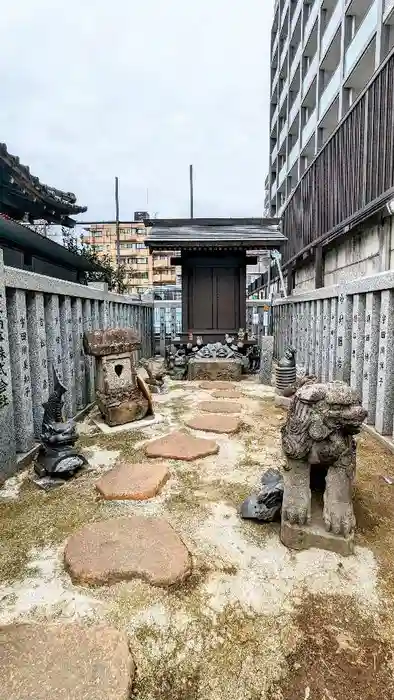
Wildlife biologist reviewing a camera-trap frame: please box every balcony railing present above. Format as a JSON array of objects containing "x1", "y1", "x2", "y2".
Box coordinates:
[
  {"x1": 344, "y1": 0, "x2": 378, "y2": 78},
  {"x1": 318, "y1": 64, "x2": 341, "y2": 119},
  {"x1": 301, "y1": 108, "x2": 317, "y2": 148},
  {"x1": 289, "y1": 90, "x2": 301, "y2": 126},
  {"x1": 303, "y1": 0, "x2": 319, "y2": 45},
  {"x1": 271, "y1": 103, "x2": 279, "y2": 132},
  {"x1": 302, "y1": 53, "x2": 318, "y2": 96},
  {"x1": 288, "y1": 139, "x2": 300, "y2": 171},
  {"x1": 290, "y1": 0, "x2": 302, "y2": 38},
  {"x1": 281, "y1": 47, "x2": 394, "y2": 266},
  {"x1": 320, "y1": 0, "x2": 342, "y2": 59},
  {"x1": 289, "y1": 42, "x2": 302, "y2": 83}
]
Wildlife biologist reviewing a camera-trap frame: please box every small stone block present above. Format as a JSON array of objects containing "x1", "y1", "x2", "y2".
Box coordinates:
[
  {"x1": 280, "y1": 499, "x2": 355, "y2": 557},
  {"x1": 0, "y1": 623, "x2": 134, "y2": 700},
  {"x1": 274, "y1": 395, "x2": 291, "y2": 409},
  {"x1": 185, "y1": 414, "x2": 241, "y2": 434},
  {"x1": 64, "y1": 515, "x2": 191, "y2": 587},
  {"x1": 96, "y1": 462, "x2": 170, "y2": 500},
  {"x1": 211, "y1": 390, "x2": 242, "y2": 399},
  {"x1": 188, "y1": 358, "x2": 242, "y2": 382},
  {"x1": 199, "y1": 400, "x2": 241, "y2": 414},
  {"x1": 145, "y1": 430, "x2": 219, "y2": 461},
  {"x1": 199, "y1": 381, "x2": 236, "y2": 390}
]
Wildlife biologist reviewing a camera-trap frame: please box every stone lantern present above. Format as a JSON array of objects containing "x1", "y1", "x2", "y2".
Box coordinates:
[{"x1": 83, "y1": 328, "x2": 153, "y2": 427}]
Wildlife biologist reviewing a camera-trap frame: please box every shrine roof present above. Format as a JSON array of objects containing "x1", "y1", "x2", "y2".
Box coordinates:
[
  {"x1": 0, "y1": 143, "x2": 87, "y2": 226},
  {"x1": 0, "y1": 215, "x2": 100, "y2": 273},
  {"x1": 145, "y1": 218, "x2": 285, "y2": 251}
]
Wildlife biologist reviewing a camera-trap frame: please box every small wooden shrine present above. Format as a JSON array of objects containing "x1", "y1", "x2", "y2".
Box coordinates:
[{"x1": 146, "y1": 218, "x2": 284, "y2": 344}]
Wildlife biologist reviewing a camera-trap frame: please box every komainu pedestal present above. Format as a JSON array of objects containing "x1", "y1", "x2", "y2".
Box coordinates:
[
  {"x1": 83, "y1": 329, "x2": 153, "y2": 427},
  {"x1": 280, "y1": 381, "x2": 367, "y2": 556}
]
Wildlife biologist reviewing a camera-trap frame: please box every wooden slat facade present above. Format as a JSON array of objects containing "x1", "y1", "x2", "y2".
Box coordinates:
[{"x1": 282, "y1": 48, "x2": 394, "y2": 268}]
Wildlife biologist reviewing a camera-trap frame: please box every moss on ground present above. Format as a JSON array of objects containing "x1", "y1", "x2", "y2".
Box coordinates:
[{"x1": 0, "y1": 477, "x2": 103, "y2": 584}]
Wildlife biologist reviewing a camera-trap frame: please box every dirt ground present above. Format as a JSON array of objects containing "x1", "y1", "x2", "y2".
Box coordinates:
[{"x1": 1, "y1": 379, "x2": 394, "y2": 699}]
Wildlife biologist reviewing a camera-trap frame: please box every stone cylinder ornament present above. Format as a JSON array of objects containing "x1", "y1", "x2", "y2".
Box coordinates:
[
  {"x1": 83, "y1": 328, "x2": 153, "y2": 427},
  {"x1": 275, "y1": 346, "x2": 296, "y2": 395}
]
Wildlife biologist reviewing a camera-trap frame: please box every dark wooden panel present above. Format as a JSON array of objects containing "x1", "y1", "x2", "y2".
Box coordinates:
[
  {"x1": 216, "y1": 267, "x2": 239, "y2": 330},
  {"x1": 192, "y1": 266, "x2": 214, "y2": 330}
]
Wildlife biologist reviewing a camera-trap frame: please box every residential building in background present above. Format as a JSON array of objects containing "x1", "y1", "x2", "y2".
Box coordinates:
[
  {"x1": 82, "y1": 221, "x2": 180, "y2": 295},
  {"x1": 269, "y1": 0, "x2": 394, "y2": 217}
]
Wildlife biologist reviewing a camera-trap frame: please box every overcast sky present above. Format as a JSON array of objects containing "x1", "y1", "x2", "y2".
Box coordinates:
[{"x1": 1, "y1": 1, "x2": 274, "y2": 222}]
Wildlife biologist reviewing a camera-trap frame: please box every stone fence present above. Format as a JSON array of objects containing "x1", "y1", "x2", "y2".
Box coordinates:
[
  {"x1": 0, "y1": 251, "x2": 154, "y2": 481},
  {"x1": 154, "y1": 299, "x2": 272, "y2": 354},
  {"x1": 272, "y1": 270, "x2": 394, "y2": 437}
]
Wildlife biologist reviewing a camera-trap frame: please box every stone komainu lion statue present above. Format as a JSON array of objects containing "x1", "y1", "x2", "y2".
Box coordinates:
[{"x1": 281, "y1": 381, "x2": 367, "y2": 537}]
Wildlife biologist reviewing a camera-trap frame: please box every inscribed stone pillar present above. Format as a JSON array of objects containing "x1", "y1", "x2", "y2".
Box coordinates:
[
  {"x1": 259, "y1": 336, "x2": 274, "y2": 385},
  {"x1": 0, "y1": 251, "x2": 17, "y2": 481},
  {"x1": 7, "y1": 288, "x2": 35, "y2": 453}
]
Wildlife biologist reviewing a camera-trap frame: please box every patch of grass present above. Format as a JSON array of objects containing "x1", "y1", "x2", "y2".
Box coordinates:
[
  {"x1": 78, "y1": 430, "x2": 144, "y2": 461},
  {"x1": 0, "y1": 477, "x2": 104, "y2": 584},
  {"x1": 129, "y1": 602, "x2": 281, "y2": 700}
]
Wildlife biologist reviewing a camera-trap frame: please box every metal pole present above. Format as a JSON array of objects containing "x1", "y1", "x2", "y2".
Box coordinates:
[
  {"x1": 115, "y1": 176, "x2": 120, "y2": 266},
  {"x1": 189, "y1": 164, "x2": 194, "y2": 219}
]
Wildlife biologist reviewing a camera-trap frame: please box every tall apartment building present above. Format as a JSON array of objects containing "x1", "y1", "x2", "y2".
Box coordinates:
[
  {"x1": 269, "y1": 0, "x2": 394, "y2": 216},
  {"x1": 82, "y1": 222, "x2": 180, "y2": 294}
]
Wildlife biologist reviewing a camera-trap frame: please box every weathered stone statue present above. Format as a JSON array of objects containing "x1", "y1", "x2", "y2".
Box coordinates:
[
  {"x1": 35, "y1": 368, "x2": 88, "y2": 477},
  {"x1": 280, "y1": 380, "x2": 367, "y2": 555},
  {"x1": 83, "y1": 328, "x2": 153, "y2": 426},
  {"x1": 139, "y1": 356, "x2": 166, "y2": 393},
  {"x1": 278, "y1": 346, "x2": 296, "y2": 367}
]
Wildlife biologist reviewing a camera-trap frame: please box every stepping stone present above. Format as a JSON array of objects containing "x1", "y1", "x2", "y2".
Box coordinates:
[
  {"x1": 65, "y1": 515, "x2": 191, "y2": 587},
  {"x1": 199, "y1": 381, "x2": 236, "y2": 390},
  {"x1": 185, "y1": 414, "x2": 241, "y2": 434},
  {"x1": 95, "y1": 461, "x2": 170, "y2": 500},
  {"x1": 0, "y1": 623, "x2": 134, "y2": 700},
  {"x1": 211, "y1": 389, "x2": 242, "y2": 399},
  {"x1": 199, "y1": 400, "x2": 241, "y2": 414},
  {"x1": 145, "y1": 430, "x2": 219, "y2": 461}
]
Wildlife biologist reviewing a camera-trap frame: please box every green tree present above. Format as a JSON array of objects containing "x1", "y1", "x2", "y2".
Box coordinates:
[{"x1": 61, "y1": 227, "x2": 127, "y2": 293}]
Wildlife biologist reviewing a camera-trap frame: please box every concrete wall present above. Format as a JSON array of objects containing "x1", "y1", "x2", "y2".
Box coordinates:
[
  {"x1": 294, "y1": 262, "x2": 315, "y2": 293},
  {"x1": 289, "y1": 215, "x2": 394, "y2": 294}
]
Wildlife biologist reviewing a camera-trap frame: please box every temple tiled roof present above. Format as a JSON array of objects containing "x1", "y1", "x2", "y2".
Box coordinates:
[
  {"x1": 145, "y1": 218, "x2": 285, "y2": 251},
  {"x1": 0, "y1": 143, "x2": 87, "y2": 226}
]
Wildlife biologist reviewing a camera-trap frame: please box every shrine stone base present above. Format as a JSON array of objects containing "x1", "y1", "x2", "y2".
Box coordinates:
[
  {"x1": 280, "y1": 493, "x2": 355, "y2": 557},
  {"x1": 187, "y1": 358, "x2": 242, "y2": 382}
]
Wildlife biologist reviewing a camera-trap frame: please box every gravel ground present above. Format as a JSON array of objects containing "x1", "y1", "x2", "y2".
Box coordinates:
[{"x1": 1, "y1": 378, "x2": 394, "y2": 699}]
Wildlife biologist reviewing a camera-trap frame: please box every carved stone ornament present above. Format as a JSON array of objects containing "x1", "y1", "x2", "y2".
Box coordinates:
[{"x1": 35, "y1": 367, "x2": 88, "y2": 478}]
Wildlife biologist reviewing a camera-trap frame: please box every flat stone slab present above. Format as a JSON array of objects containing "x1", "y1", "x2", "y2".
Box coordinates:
[
  {"x1": 145, "y1": 430, "x2": 219, "y2": 461},
  {"x1": 199, "y1": 381, "x2": 236, "y2": 389},
  {"x1": 211, "y1": 389, "x2": 242, "y2": 399},
  {"x1": 65, "y1": 515, "x2": 191, "y2": 587},
  {"x1": 199, "y1": 400, "x2": 242, "y2": 414},
  {"x1": 95, "y1": 462, "x2": 170, "y2": 500},
  {"x1": 185, "y1": 414, "x2": 241, "y2": 434},
  {"x1": 0, "y1": 623, "x2": 134, "y2": 700},
  {"x1": 93, "y1": 413, "x2": 163, "y2": 434}
]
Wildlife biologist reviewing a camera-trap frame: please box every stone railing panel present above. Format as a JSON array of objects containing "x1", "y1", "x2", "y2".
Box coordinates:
[
  {"x1": 0, "y1": 252, "x2": 154, "y2": 481},
  {"x1": 272, "y1": 271, "x2": 394, "y2": 438}
]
